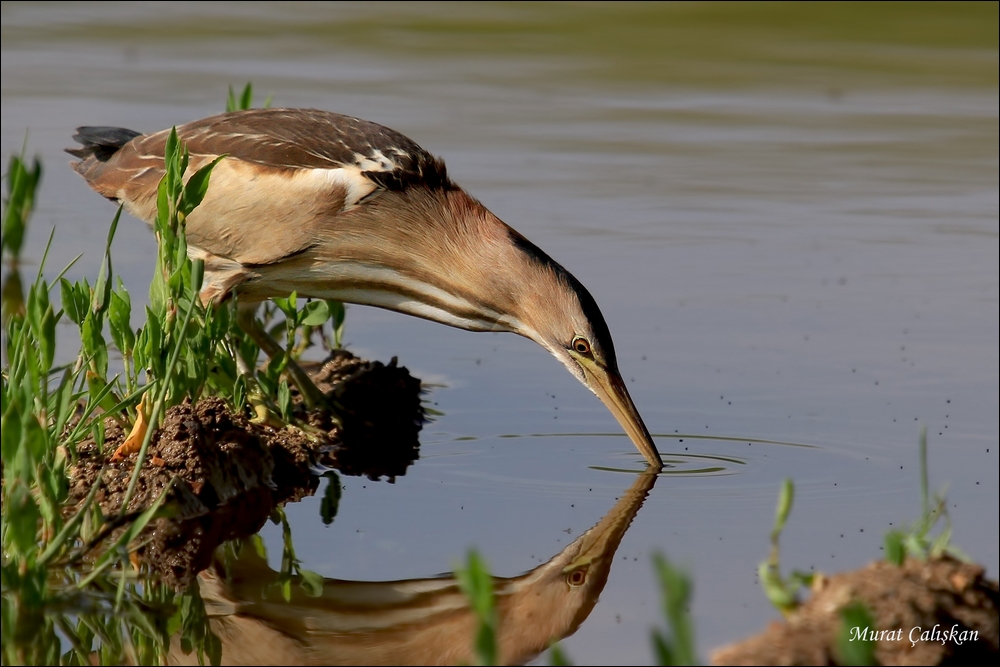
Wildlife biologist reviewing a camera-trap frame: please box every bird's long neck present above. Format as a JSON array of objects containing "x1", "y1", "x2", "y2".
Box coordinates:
[{"x1": 305, "y1": 187, "x2": 561, "y2": 339}]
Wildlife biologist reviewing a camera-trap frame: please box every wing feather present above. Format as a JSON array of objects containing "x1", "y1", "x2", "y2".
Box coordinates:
[{"x1": 69, "y1": 108, "x2": 453, "y2": 276}]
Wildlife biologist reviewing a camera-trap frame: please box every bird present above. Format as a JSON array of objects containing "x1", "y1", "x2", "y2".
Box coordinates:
[{"x1": 67, "y1": 108, "x2": 662, "y2": 470}]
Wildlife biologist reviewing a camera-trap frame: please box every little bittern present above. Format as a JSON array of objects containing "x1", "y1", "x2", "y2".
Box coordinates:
[{"x1": 68, "y1": 108, "x2": 662, "y2": 469}]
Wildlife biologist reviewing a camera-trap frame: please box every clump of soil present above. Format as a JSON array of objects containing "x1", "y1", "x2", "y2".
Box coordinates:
[
  {"x1": 712, "y1": 556, "x2": 999, "y2": 665},
  {"x1": 66, "y1": 349, "x2": 424, "y2": 589}
]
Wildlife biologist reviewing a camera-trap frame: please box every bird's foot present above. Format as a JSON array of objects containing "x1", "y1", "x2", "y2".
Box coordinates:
[{"x1": 245, "y1": 385, "x2": 286, "y2": 428}]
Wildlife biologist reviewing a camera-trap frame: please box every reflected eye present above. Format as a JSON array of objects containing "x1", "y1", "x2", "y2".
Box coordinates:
[
  {"x1": 567, "y1": 567, "x2": 588, "y2": 587},
  {"x1": 571, "y1": 336, "x2": 592, "y2": 357}
]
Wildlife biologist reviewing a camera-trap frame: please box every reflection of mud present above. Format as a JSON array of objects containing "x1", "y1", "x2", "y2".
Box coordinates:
[
  {"x1": 168, "y1": 473, "x2": 657, "y2": 666},
  {"x1": 307, "y1": 350, "x2": 424, "y2": 480},
  {"x1": 713, "y1": 557, "x2": 999, "y2": 666},
  {"x1": 66, "y1": 350, "x2": 423, "y2": 589}
]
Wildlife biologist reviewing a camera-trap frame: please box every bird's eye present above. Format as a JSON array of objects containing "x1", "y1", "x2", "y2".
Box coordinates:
[
  {"x1": 571, "y1": 336, "x2": 592, "y2": 356},
  {"x1": 567, "y1": 567, "x2": 588, "y2": 587}
]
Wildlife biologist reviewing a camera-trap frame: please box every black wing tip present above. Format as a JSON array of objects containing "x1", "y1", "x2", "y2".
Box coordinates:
[{"x1": 66, "y1": 126, "x2": 142, "y2": 162}]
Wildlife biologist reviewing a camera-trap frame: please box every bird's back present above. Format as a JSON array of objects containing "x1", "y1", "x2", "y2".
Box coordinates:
[
  {"x1": 69, "y1": 108, "x2": 454, "y2": 206},
  {"x1": 68, "y1": 108, "x2": 468, "y2": 303}
]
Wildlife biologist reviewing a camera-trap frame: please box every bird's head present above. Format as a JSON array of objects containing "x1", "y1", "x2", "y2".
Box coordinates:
[{"x1": 502, "y1": 231, "x2": 662, "y2": 469}]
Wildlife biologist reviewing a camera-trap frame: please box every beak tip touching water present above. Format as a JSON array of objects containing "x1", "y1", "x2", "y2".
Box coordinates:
[{"x1": 585, "y1": 364, "x2": 662, "y2": 470}]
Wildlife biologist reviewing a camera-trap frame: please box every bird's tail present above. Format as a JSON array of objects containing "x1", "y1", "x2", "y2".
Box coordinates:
[{"x1": 66, "y1": 126, "x2": 141, "y2": 162}]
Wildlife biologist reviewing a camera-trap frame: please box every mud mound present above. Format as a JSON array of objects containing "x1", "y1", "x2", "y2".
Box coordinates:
[
  {"x1": 712, "y1": 556, "x2": 999, "y2": 665},
  {"x1": 66, "y1": 350, "x2": 424, "y2": 589}
]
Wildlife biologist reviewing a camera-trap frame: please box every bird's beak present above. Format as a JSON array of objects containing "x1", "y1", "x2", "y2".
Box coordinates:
[{"x1": 581, "y1": 362, "x2": 662, "y2": 470}]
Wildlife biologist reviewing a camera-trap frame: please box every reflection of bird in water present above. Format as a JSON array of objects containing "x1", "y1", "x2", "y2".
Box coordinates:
[
  {"x1": 67, "y1": 109, "x2": 661, "y2": 469},
  {"x1": 168, "y1": 473, "x2": 657, "y2": 666}
]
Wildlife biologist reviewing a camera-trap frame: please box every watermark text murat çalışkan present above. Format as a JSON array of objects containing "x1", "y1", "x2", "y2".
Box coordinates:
[{"x1": 849, "y1": 624, "x2": 979, "y2": 648}]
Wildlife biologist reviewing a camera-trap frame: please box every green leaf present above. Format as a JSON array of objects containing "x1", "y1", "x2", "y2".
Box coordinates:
[
  {"x1": 272, "y1": 293, "x2": 298, "y2": 321},
  {"x1": 92, "y1": 207, "x2": 122, "y2": 316},
  {"x1": 190, "y1": 257, "x2": 204, "y2": 294},
  {"x1": 278, "y1": 380, "x2": 292, "y2": 421},
  {"x1": 26, "y1": 279, "x2": 49, "y2": 339},
  {"x1": 835, "y1": 602, "x2": 877, "y2": 666},
  {"x1": 548, "y1": 642, "x2": 573, "y2": 666},
  {"x1": 6, "y1": 480, "x2": 40, "y2": 558},
  {"x1": 140, "y1": 306, "x2": 164, "y2": 376},
  {"x1": 108, "y1": 286, "x2": 134, "y2": 355},
  {"x1": 60, "y1": 278, "x2": 85, "y2": 326},
  {"x1": 51, "y1": 368, "x2": 77, "y2": 440},
  {"x1": 179, "y1": 155, "x2": 226, "y2": 217},
  {"x1": 760, "y1": 478, "x2": 801, "y2": 614},
  {"x1": 652, "y1": 630, "x2": 675, "y2": 666},
  {"x1": 226, "y1": 83, "x2": 254, "y2": 112},
  {"x1": 760, "y1": 561, "x2": 796, "y2": 612},
  {"x1": 20, "y1": 406, "x2": 47, "y2": 467},
  {"x1": 164, "y1": 128, "x2": 180, "y2": 200},
  {"x1": 1, "y1": 406, "x2": 23, "y2": 471},
  {"x1": 156, "y1": 175, "x2": 171, "y2": 234},
  {"x1": 456, "y1": 550, "x2": 497, "y2": 666},
  {"x1": 884, "y1": 531, "x2": 905, "y2": 565},
  {"x1": 300, "y1": 300, "x2": 331, "y2": 327},
  {"x1": 81, "y1": 311, "x2": 109, "y2": 380},
  {"x1": 651, "y1": 553, "x2": 697, "y2": 666},
  {"x1": 239, "y1": 83, "x2": 254, "y2": 111},
  {"x1": 772, "y1": 478, "x2": 794, "y2": 538},
  {"x1": 327, "y1": 300, "x2": 346, "y2": 347}
]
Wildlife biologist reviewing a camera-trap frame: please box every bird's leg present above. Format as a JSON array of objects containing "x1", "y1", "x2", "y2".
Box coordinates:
[{"x1": 236, "y1": 300, "x2": 329, "y2": 410}]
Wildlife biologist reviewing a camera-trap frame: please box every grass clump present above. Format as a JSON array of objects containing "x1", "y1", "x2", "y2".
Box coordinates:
[
  {"x1": 745, "y1": 429, "x2": 971, "y2": 666},
  {"x1": 1, "y1": 136, "x2": 226, "y2": 664},
  {"x1": 758, "y1": 478, "x2": 814, "y2": 615},
  {"x1": 1, "y1": 83, "x2": 345, "y2": 665},
  {"x1": 882, "y1": 426, "x2": 964, "y2": 566}
]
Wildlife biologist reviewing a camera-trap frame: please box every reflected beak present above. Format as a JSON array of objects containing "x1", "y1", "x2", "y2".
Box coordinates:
[{"x1": 583, "y1": 363, "x2": 662, "y2": 469}]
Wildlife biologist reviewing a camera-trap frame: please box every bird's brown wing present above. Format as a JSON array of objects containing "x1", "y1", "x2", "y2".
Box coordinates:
[{"x1": 71, "y1": 108, "x2": 451, "y2": 273}]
